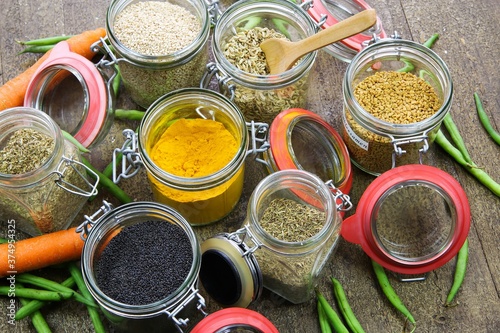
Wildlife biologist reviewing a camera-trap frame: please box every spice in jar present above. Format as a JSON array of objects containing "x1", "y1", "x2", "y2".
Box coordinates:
[
  {"x1": 148, "y1": 118, "x2": 242, "y2": 224},
  {"x1": 343, "y1": 71, "x2": 441, "y2": 174},
  {"x1": 0, "y1": 128, "x2": 88, "y2": 234},
  {"x1": 223, "y1": 27, "x2": 309, "y2": 123},
  {"x1": 259, "y1": 198, "x2": 325, "y2": 242},
  {"x1": 112, "y1": 1, "x2": 207, "y2": 107},
  {"x1": 255, "y1": 197, "x2": 334, "y2": 303},
  {"x1": 95, "y1": 220, "x2": 193, "y2": 305}
]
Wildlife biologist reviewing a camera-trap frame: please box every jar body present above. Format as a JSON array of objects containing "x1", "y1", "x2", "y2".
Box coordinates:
[
  {"x1": 342, "y1": 39, "x2": 453, "y2": 175},
  {"x1": 106, "y1": 0, "x2": 210, "y2": 108},
  {"x1": 0, "y1": 108, "x2": 90, "y2": 236},
  {"x1": 211, "y1": 0, "x2": 318, "y2": 124},
  {"x1": 81, "y1": 202, "x2": 205, "y2": 333},
  {"x1": 138, "y1": 88, "x2": 249, "y2": 226},
  {"x1": 246, "y1": 170, "x2": 342, "y2": 304}
]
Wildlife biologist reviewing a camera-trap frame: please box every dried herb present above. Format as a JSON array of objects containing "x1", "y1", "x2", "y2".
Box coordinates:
[
  {"x1": 0, "y1": 129, "x2": 54, "y2": 174},
  {"x1": 259, "y1": 198, "x2": 325, "y2": 242}
]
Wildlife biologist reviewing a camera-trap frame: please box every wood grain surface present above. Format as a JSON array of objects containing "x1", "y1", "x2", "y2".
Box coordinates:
[{"x1": 1, "y1": 0, "x2": 499, "y2": 332}]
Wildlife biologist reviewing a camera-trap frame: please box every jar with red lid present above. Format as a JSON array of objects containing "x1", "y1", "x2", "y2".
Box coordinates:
[
  {"x1": 191, "y1": 308, "x2": 279, "y2": 333},
  {"x1": 24, "y1": 41, "x2": 115, "y2": 148},
  {"x1": 341, "y1": 164, "x2": 470, "y2": 276}
]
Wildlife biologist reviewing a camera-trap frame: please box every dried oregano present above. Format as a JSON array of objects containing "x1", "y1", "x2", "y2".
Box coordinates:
[{"x1": 0, "y1": 128, "x2": 54, "y2": 174}]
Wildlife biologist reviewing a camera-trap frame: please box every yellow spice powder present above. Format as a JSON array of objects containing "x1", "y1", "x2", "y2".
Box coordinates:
[{"x1": 151, "y1": 118, "x2": 238, "y2": 177}]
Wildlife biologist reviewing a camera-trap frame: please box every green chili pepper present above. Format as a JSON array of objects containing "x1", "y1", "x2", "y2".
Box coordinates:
[{"x1": 446, "y1": 238, "x2": 469, "y2": 306}]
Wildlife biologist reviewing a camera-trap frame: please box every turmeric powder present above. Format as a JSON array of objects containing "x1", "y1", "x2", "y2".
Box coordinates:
[
  {"x1": 151, "y1": 118, "x2": 238, "y2": 177},
  {"x1": 148, "y1": 118, "x2": 244, "y2": 225}
]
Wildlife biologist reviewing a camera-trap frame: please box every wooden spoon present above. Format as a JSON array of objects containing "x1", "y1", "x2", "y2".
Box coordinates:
[{"x1": 260, "y1": 9, "x2": 378, "y2": 74}]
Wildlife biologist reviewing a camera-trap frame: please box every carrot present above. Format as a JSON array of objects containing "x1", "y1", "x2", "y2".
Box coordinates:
[
  {"x1": 0, "y1": 227, "x2": 84, "y2": 278},
  {"x1": 0, "y1": 27, "x2": 106, "y2": 112}
]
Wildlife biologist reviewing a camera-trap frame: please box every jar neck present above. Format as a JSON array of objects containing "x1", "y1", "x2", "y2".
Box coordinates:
[
  {"x1": 106, "y1": 0, "x2": 210, "y2": 69},
  {"x1": 246, "y1": 169, "x2": 340, "y2": 254},
  {"x1": 343, "y1": 38, "x2": 453, "y2": 137},
  {"x1": 212, "y1": 0, "x2": 317, "y2": 89},
  {"x1": 0, "y1": 107, "x2": 64, "y2": 186},
  {"x1": 81, "y1": 202, "x2": 202, "y2": 316}
]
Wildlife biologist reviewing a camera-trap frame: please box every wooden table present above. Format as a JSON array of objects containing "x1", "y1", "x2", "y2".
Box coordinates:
[{"x1": 1, "y1": 0, "x2": 499, "y2": 332}]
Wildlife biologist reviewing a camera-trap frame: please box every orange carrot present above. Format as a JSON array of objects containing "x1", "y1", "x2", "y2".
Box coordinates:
[
  {"x1": 0, "y1": 27, "x2": 106, "y2": 112},
  {"x1": 0, "y1": 227, "x2": 84, "y2": 278}
]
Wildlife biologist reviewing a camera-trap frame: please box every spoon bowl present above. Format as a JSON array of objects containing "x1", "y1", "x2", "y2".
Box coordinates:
[{"x1": 260, "y1": 9, "x2": 378, "y2": 74}]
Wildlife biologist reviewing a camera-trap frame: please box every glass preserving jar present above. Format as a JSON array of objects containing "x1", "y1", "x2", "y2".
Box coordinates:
[
  {"x1": 341, "y1": 164, "x2": 470, "y2": 276},
  {"x1": 113, "y1": 88, "x2": 268, "y2": 226},
  {"x1": 199, "y1": 169, "x2": 351, "y2": 306},
  {"x1": 204, "y1": 0, "x2": 319, "y2": 124},
  {"x1": 105, "y1": 0, "x2": 214, "y2": 108},
  {"x1": 24, "y1": 41, "x2": 115, "y2": 148},
  {"x1": 191, "y1": 308, "x2": 278, "y2": 333},
  {"x1": 0, "y1": 107, "x2": 98, "y2": 236},
  {"x1": 79, "y1": 201, "x2": 207, "y2": 333},
  {"x1": 341, "y1": 37, "x2": 453, "y2": 175}
]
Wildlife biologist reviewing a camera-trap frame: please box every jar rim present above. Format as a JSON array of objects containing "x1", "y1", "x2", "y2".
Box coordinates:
[
  {"x1": 212, "y1": 0, "x2": 318, "y2": 88},
  {"x1": 343, "y1": 38, "x2": 454, "y2": 137},
  {"x1": 106, "y1": 0, "x2": 210, "y2": 68},
  {"x1": 81, "y1": 201, "x2": 202, "y2": 315},
  {"x1": 138, "y1": 88, "x2": 249, "y2": 190}
]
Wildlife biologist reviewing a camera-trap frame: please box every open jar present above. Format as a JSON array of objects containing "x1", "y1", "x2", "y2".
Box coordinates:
[
  {"x1": 24, "y1": 41, "x2": 115, "y2": 148},
  {"x1": 204, "y1": 0, "x2": 318, "y2": 124},
  {"x1": 341, "y1": 164, "x2": 470, "y2": 276},
  {"x1": 199, "y1": 169, "x2": 351, "y2": 306},
  {"x1": 0, "y1": 107, "x2": 98, "y2": 236},
  {"x1": 79, "y1": 201, "x2": 207, "y2": 333},
  {"x1": 341, "y1": 37, "x2": 453, "y2": 175},
  {"x1": 113, "y1": 88, "x2": 268, "y2": 226},
  {"x1": 105, "y1": 0, "x2": 214, "y2": 108}
]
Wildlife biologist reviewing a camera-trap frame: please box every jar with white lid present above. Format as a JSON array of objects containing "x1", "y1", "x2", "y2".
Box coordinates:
[
  {"x1": 341, "y1": 37, "x2": 453, "y2": 176},
  {"x1": 24, "y1": 41, "x2": 115, "y2": 148},
  {"x1": 204, "y1": 0, "x2": 318, "y2": 124},
  {"x1": 341, "y1": 164, "x2": 470, "y2": 276},
  {"x1": 105, "y1": 0, "x2": 215, "y2": 108},
  {"x1": 78, "y1": 201, "x2": 207, "y2": 333},
  {"x1": 302, "y1": 0, "x2": 387, "y2": 62},
  {"x1": 0, "y1": 107, "x2": 98, "y2": 236},
  {"x1": 199, "y1": 169, "x2": 351, "y2": 306}
]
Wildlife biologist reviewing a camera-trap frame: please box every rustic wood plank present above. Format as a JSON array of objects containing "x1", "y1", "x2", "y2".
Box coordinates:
[{"x1": 0, "y1": 0, "x2": 499, "y2": 332}]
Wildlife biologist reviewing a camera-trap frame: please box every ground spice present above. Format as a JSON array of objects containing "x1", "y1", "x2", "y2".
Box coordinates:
[
  {"x1": 343, "y1": 70, "x2": 442, "y2": 174},
  {"x1": 112, "y1": 0, "x2": 207, "y2": 107},
  {"x1": 151, "y1": 118, "x2": 238, "y2": 177},
  {"x1": 222, "y1": 26, "x2": 309, "y2": 124},
  {"x1": 147, "y1": 118, "x2": 243, "y2": 225},
  {"x1": 0, "y1": 129, "x2": 54, "y2": 174},
  {"x1": 95, "y1": 220, "x2": 193, "y2": 305},
  {"x1": 259, "y1": 198, "x2": 326, "y2": 242}
]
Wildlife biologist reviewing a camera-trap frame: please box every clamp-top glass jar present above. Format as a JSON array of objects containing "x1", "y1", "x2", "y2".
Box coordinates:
[
  {"x1": 204, "y1": 0, "x2": 319, "y2": 124},
  {"x1": 341, "y1": 37, "x2": 453, "y2": 175},
  {"x1": 106, "y1": 0, "x2": 214, "y2": 108},
  {"x1": 199, "y1": 169, "x2": 351, "y2": 306},
  {"x1": 0, "y1": 107, "x2": 98, "y2": 236}
]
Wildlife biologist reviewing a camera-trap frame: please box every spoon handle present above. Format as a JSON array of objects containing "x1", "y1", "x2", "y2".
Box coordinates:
[{"x1": 295, "y1": 9, "x2": 377, "y2": 54}]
